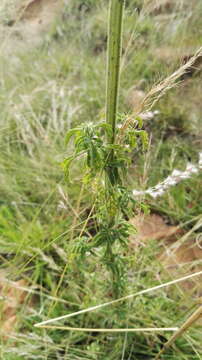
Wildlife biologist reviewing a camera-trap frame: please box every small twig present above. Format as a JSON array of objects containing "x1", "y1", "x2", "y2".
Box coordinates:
[{"x1": 155, "y1": 305, "x2": 202, "y2": 359}]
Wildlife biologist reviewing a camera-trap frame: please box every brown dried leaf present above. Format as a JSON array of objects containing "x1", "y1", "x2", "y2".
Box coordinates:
[
  {"x1": 130, "y1": 213, "x2": 180, "y2": 245},
  {"x1": 130, "y1": 214, "x2": 201, "y2": 296},
  {"x1": 0, "y1": 272, "x2": 29, "y2": 339},
  {"x1": 159, "y1": 240, "x2": 202, "y2": 296}
]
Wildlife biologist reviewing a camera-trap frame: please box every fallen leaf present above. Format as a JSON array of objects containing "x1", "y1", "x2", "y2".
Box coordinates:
[
  {"x1": 159, "y1": 240, "x2": 202, "y2": 296},
  {"x1": 0, "y1": 272, "x2": 30, "y2": 339},
  {"x1": 130, "y1": 213, "x2": 180, "y2": 245},
  {"x1": 130, "y1": 214, "x2": 201, "y2": 297}
]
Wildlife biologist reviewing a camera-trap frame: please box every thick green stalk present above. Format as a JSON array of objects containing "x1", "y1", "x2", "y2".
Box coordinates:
[
  {"x1": 104, "y1": 0, "x2": 125, "y2": 294},
  {"x1": 106, "y1": 0, "x2": 125, "y2": 185},
  {"x1": 106, "y1": 0, "x2": 124, "y2": 141}
]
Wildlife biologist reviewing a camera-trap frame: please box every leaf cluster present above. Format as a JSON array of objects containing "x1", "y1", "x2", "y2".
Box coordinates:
[
  {"x1": 62, "y1": 116, "x2": 148, "y2": 292},
  {"x1": 63, "y1": 118, "x2": 148, "y2": 185}
]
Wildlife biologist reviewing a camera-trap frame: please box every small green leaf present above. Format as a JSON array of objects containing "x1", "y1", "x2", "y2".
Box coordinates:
[
  {"x1": 136, "y1": 116, "x2": 143, "y2": 129},
  {"x1": 97, "y1": 123, "x2": 113, "y2": 138},
  {"x1": 61, "y1": 156, "x2": 75, "y2": 181},
  {"x1": 139, "y1": 130, "x2": 149, "y2": 151},
  {"x1": 65, "y1": 128, "x2": 80, "y2": 145}
]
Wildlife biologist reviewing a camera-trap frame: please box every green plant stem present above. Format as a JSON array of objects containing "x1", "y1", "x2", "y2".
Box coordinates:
[
  {"x1": 104, "y1": 0, "x2": 125, "y2": 295},
  {"x1": 106, "y1": 0, "x2": 125, "y2": 185}
]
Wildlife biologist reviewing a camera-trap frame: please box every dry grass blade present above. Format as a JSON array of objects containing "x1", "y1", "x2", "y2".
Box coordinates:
[
  {"x1": 35, "y1": 325, "x2": 178, "y2": 333},
  {"x1": 0, "y1": 272, "x2": 30, "y2": 338},
  {"x1": 120, "y1": 47, "x2": 202, "y2": 134},
  {"x1": 142, "y1": 47, "x2": 202, "y2": 110},
  {"x1": 133, "y1": 152, "x2": 202, "y2": 199},
  {"x1": 0, "y1": 277, "x2": 69, "y2": 304},
  {"x1": 155, "y1": 305, "x2": 202, "y2": 359},
  {"x1": 34, "y1": 271, "x2": 202, "y2": 328}
]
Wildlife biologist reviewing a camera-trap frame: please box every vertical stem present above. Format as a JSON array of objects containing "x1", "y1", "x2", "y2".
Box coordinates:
[
  {"x1": 105, "y1": 0, "x2": 125, "y2": 295},
  {"x1": 106, "y1": 0, "x2": 125, "y2": 185}
]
